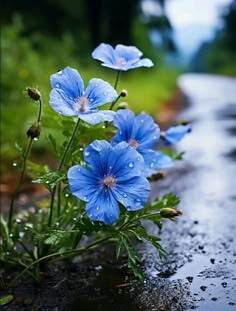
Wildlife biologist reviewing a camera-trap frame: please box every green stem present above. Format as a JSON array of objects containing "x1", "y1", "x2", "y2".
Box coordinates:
[
  {"x1": 8, "y1": 235, "x2": 111, "y2": 289},
  {"x1": 48, "y1": 118, "x2": 81, "y2": 227},
  {"x1": 118, "y1": 212, "x2": 162, "y2": 231},
  {"x1": 8, "y1": 98, "x2": 43, "y2": 231},
  {"x1": 8, "y1": 138, "x2": 33, "y2": 231},
  {"x1": 109, "y1": 93, "x2": 122, "y2": 111},
  {"x1": 114, "y1": 70, "x2": 121, "y2": 90}
]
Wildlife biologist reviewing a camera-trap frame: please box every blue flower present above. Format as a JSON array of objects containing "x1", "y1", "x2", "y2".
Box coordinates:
[
  {"x1": 111, "y1": 109, "x2": 173, "y2": 177},
  {"x1": 49, "y1": 67, "x2": 118, "y2": 124},
  {"x1": 67, "y1": 140, "x2": 150, "y2": 225},
  {"x1": 162, "y1": 124, "x2": 191, "y2": 145},
  {"x1": 92, "y1": 43, "x2": 154, "y2": 71}
]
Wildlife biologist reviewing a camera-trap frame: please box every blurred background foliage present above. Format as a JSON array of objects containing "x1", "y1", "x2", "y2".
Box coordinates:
[{"x1": 1, "y1": 0, "x2": 236, "y2": 171}]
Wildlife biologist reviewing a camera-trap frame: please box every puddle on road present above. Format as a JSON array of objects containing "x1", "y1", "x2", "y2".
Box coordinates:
[{"x1": 170, "y1": 250, "x2": 236, "y2": 310}]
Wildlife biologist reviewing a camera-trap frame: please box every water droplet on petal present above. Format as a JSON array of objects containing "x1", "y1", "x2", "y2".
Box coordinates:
[
  {"x1": 123, "y1": 193, "x2": 127, "y2": 198},
  {"x1": 128, "y1": 162, "x2": 134, "y2": 168},
  {"x1": 56, "y1": 83, "x2": 60, "y2": 88},
  {"x1": 150, "y1": 162, "x2": 154, "y2": 168},
  {"x1": 153, "y1": 135, "x2": 157, "y2": 139},
  {"x1": 85, "y1": 151, "x2": 90, "y2": 156},
  {"x1": 134, "y1": 198, "x2": 142, "y2": 207},
  {"x1": 136, "y1": 157, "x2": 141, "y2": 161},
  {"x1": 83, "y1": 196, "x2": 87, "y2": 201},
  {"x1": 96, "y1": 206, "x2": 100, "y2": 211},
  {"x1": 119, "y1": 131, "x2": 122, "y2": 135},
  {"x1": 58, "y1": 70, "x2": 63, "y2": 75},
  {"x1": 103, "y1": 92, "x2": 107, "y2": 95},
  {"x1": 140, "y1": 119, "x2": 144, "y2": 123},
  {"x1": 78, "y1": 167, "x2": 81, "y2": 172}
]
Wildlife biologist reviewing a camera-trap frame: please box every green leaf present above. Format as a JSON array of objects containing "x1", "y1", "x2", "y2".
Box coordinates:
[
  {"x1": 160, "y1": 147, "x2": 185, "y2": 160},
  {"x1": 15, "y1": 141, "x2": 24, "y2": 155},
  {"x1": 135, "y1": 226, "x2": 167, "y2": 259},
  {"x1": 47, "y1": 133, "x2": 57, "y2": 153},
  {"x1": 0, "y1": 294, "x2": 14, "y2": 305},
  {"x1": 32, "y1": 171, "x2": 66, "y2": 189}
]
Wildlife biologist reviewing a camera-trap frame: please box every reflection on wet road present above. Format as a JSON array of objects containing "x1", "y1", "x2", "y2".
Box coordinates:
[{"x1": 150, "y1": 74, "x2": 236, "y2": 310}]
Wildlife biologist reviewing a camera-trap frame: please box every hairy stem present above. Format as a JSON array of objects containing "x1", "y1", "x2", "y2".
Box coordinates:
[{"x1": 8, "y1": 98, "x2": 43, "y2": 231}]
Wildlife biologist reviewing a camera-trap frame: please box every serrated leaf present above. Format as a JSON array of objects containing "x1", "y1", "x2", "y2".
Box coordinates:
[
  {"x1": 135, "y1": 226, "x2": 167, "y2": 259},
  {"x1": 32, "y1": 172, "x2": 65, "y2": 189}
]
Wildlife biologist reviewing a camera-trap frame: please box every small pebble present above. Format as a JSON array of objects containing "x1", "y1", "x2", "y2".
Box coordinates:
[
  {"x1": 200, "y1": 286, "x2": 207, "y2": 291},
  {"x1": 186, "y1": 276, "x2": 193, "y2": 283},
  {"x1": 221, "y1": 282, "x2": 227, "y2": 288},
  {"x1": 210, "y1": 258, "x2": 215, "y2": 264},
  {"x1": 211, "y1": 297, "x2": 218, "y2": 301}
]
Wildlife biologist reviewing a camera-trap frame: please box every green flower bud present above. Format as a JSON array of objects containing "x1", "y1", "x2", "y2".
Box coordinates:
[
  {"x1": 25, "y1": 86, "x2": 41, "y2": 101},
  {"x1": 160, "y1": 208, "x2": 182, "y2": 218},
  {"x1": 26, "y1": 122, "x2": 41, "y2": 140},
  {"x1": 120, "y1": 89, "x2": 128, "y2": 97},
  {"x1": 117, "y1": 102, "x2": 129, "y2": 110}
]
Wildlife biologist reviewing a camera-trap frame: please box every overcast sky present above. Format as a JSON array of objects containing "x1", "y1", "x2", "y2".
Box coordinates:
[{"x1": 165, "y1": 0, "x2": 233, "y2": 28}]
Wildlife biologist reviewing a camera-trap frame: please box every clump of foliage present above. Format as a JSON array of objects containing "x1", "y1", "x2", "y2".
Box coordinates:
[{"x1": 0, "y1": 43, "x2": 190, "y2": 304}]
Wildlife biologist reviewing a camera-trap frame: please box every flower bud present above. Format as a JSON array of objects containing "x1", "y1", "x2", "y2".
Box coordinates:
[
  {"x1": 160, "y1": 208, "x2": 182, "y2": 218},
  {"x1": 25, "y1": 86, "x2": 41, "y2": 101},
  {"x1": 26, "y1": 122, "x2": 41, "y2": 140},
  {"x1": 117, "y1": 102, "x2": 129, "y2": 110},
  {"x1": 120, "y1": 89, "x2": 128, "y2": 97}
]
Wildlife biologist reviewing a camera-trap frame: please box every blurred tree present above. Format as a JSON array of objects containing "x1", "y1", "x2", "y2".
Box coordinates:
[{"x1": 1, "y1": 0, "x2": 173, "y2": 53}]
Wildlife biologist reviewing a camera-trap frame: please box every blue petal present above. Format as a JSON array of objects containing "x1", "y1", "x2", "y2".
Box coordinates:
[
  {"x1": 79, "y1": 110, "x2": 115, "y2": 125},
  {"x1": 67, "y1": 165, "x2": 100, "y2": 201},
  {"x1": 111, "y1": 109, "x2": 135, "y2": 144},
  {"x1": 85, "y1": 78, "x2": 118, "y2": 108},
  {"x1": 83, "y1": 140, "x2": 112, "y2": 176},
  {"x1": 112, "y1": 176, "x2": 150, "y2": 211},
  {"x1": 141, "y1": 149, "x2": 172, "y2": 177},
  {"x1": 115, "y1": 44, "x2": 143, "y2": 61},
  {"x1": 50, "y1": 67, "x2": 84, "y2": 99},
  {"x1": 91, "y1": 43, "x2": 117, "y2": 66},
  {"x1": 164, "y1": 124, "x2": 191, "y2": 144},
  {"x1": 86, "y1": 189, "x2": 120, "y2": 225},
  {"x1": 129, "y1": 58, "x2": 154, "y2": 69},
  {"x1": 49, "y1": 89, "x2": 76, "y2": 116},
  {"x1": 111, "y1": 109, "x2": 160, "y2": 150},
  {"x1": 111, "y1": 142, "x2": 145, "y2": 180},
  {"x1": 134, "y1": 113, "x2": 160, "y2": 150}
]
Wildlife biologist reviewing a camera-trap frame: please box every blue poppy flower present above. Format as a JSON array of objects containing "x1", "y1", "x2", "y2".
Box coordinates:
[
  {"x1": 111, "y1": 109, "x2": 173, "y2": 177},
  {"x1": 49, "y1": 67, "x2": 118, "y2": 124},
  {"x1": 92, "y1": 43, "x2": 154, "y2": 71},
  {"x1": 68, "y1": 140, "x2": 150, "y2": 225},
  {"x1": 162, "y1": 124, "x2": 191, "y2": 145}
]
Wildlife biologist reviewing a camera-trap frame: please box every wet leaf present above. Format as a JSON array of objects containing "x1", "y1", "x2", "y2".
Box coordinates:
[{"x1": 0, "y1": 294, "x2": 14, "y2": 305}]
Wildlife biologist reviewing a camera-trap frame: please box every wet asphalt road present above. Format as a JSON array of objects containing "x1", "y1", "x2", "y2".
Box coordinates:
[{"x1": 72, "y1": 73, "x2": 236, "y2": 311}]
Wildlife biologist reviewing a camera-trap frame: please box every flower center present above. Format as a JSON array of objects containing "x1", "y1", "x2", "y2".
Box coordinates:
[
  {"x1": 128, "y1": 139, "x2": 139, "y2": 148},
  {"x1": 75, "y1": 96, "x2": 89, "y2": 112},
  {"x1": 102, "y1": 176, "x2": 116, "y2": 188},
  {"x1": 116, "y1": 57, "x2": 126, "y2": 66}
]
